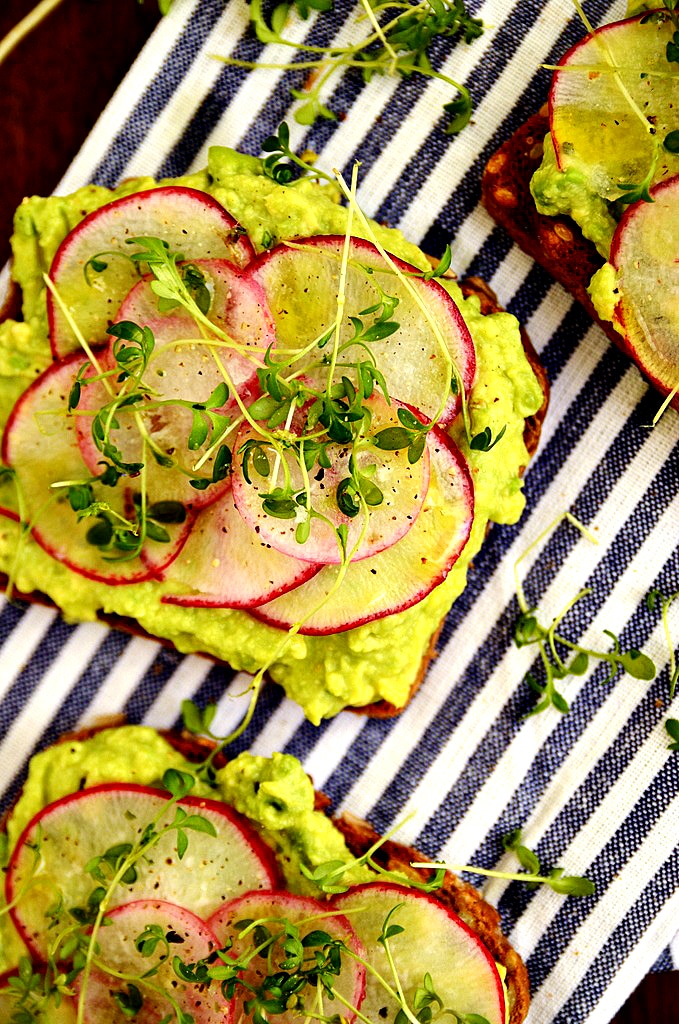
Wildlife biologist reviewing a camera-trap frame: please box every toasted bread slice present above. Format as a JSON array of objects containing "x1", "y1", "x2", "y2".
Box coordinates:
[
  {"x1": 18, "y1": 724, "x2": 528, "y2": 1023},
  {"x1": 0, "y1": 275, "x2": 548, "y2": 718},
  {"x1": 482, "y1": 106, "x2": 678, "y2": 410}
]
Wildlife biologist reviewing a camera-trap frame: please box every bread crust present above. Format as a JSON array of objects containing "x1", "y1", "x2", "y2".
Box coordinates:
[
  {"x1": 0, "y1": 276, "x2": 548, "y2": 718},
  {"x1": 2, "y1": 724, "x2": 529, "y2": 1022},
  {"x1": 481, "y1": 107, "x2": 678, "y2": 410}
]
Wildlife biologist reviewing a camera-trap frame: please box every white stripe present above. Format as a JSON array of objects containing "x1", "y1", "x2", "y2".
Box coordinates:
[
  {"x1": 80, "y1": 634, "x2": 160, "y2": 725},
  {"x1": 248, "y1": 699, "x2": 307, "y2": 756},
  {"x1": 0, "y1": 604, "x2": 56, "y2": 692},
  {"x1": 301, "y1": 712, "x2": 365, "y2": 789},
  {"x1": 143, "y1": 654, "x2": 213, "y2": 727},
  {"x1": 0, "y1": 623, "x2": 106, "y2": 802}
]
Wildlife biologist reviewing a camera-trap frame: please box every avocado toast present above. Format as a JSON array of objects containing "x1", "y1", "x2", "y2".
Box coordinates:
[
  {"x1": 0, "y1": 146, "x2": 547, "y2": 722},
  {"x1": 0, "y1": 723, "x2": 531, "y2": 1023},
  {"x1": 482, "y1": 6, "x2": 679, "y2": 409}
]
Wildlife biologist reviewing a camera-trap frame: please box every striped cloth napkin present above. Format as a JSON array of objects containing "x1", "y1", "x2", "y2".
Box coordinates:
[{"x1": 1, "y1": 0, "x2": 678, "y2": 1021}]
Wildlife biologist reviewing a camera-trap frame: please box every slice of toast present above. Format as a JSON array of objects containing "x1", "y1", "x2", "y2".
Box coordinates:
[
  {"x1": 22, "y1": 724, "x2": 529, "y2": 1022},
  {"x1": 0, "y1": 275, "x2": 548, "y2": 719},
  {"x1": 482, "y1": 106, "x2": 678, "y2": 410}
]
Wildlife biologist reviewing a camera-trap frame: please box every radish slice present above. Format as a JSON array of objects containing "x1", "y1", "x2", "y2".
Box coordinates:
[
  {"x1": 251, "y1": 427, "x2": 473, "y2": 634},
  {"x1": 80, "y1": 900, "x2": 231, "y2": 1024},
  {"x1": 610, "y1": 174, "x2": 679, "y2": 395},
  {"x1": 250, "y1": 236, "x2": 475, "y2": 424},
  {"x1": 1, "y1": 356, "x2": 194, "y2": 584},
  {"x1": 117, "y1": 258, "x2": 276, "y2": 359},
  {"x1": 48, "y1": 186, "x2": 254, "y2": 358},
  {"x1": 231, "y1": 395, "x2": 431, "y2": 565},
  {"x1": 208, "y1": 890, "x2": 366, "y2": 1024},
  {"x1": 6, "y1": 783, "x2": 278, "y2": 960},
  {"x1": 334, "y1": 884, "x2": 505, "y2": 1024},
  {"x1": 549, "y1": 13, "x2": 679, "y2": 199},
  {"x1": 74, "y1": 339, "x2": 259, "y2": 513},
  {"x1": 162, "y1": 493, "x2": 321, "y2": 609}
]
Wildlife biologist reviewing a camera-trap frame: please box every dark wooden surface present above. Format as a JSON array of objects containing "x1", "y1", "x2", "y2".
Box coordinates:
[{"x1": 0, "y1": 2, "x2": 676, "y2": 1020}]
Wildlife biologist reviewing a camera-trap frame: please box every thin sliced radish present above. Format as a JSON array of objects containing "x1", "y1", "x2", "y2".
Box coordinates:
[
  {"x1": 250, "y1": 236, "x2": 475, "y2": 424},
  {"x1": 117, "y1": 258, "x2": 276, "y2": 360},
  {"x1": 208, "y1": 890, "x2": 366, "y2": 1024},
  {"x1": 6, "y1": 783, "x2": 278, "y2": 960},
  {"x1": 48, "y1": 186, "x2": 254, "y2": 358},
  {"x1": 251, "y1": 427, "x2": 473, "y2": 634},
  {"x1": 232, "y1": 395, "x2": 430, "y2": 565},
  {"x1": 162, "y1": 493, "x2": 321, "y2": 609},
  {"x1": 80, "y1": 900, "x2": 231, "y2": 1024},
  {"x1": 334, "y1": 884, "x2": 505, "y2": 1024},
  {"x1": 549, "y1": 13, "x2": 679, "y2": 199},
  {"x1": 74, "y1": 338, "x2": 259, "y2": 512},
  {"x1": 1, "y1": 356, "x2": 193, "y2": 584},
  {"x1": 610, "y1": 174, "x2": 679, "y2": 395}
]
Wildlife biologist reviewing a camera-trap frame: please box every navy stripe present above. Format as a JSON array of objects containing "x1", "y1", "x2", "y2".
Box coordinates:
[
  {"x1": 90, "y1": 0, "x2": 229, "y2": 187},
  {"x1": 229, "y1": 682, "x2": 286, "y2": 756},
  {"x1": 123, "y1": 646, "x2": 188, "y2": 721},
  {"x1": 0, "y1": 630, "x2": 132, "y2": 817},
  {"x1": 0, "y1": 617, "x2": 77, "y2": 732},
  {"x1": 283, "y1": 714, "x2": 332, "y2": 762},
  {"x1": 0, "y1": 597, "x2": 31, "y2": 648},
  {"x1": 526, "y1": 762, "x2": 679, "y2": 1002}
]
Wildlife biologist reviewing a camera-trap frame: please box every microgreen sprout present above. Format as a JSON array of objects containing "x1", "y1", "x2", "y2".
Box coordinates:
[
  {"x1": 217, "y1": 0, "x2": 482, "y2": 134},
  {"x1": 412, "y1": 828, "x2": 596, "y2": 898},
  {"x1": 514, "y1": 511, "x2": 656, "y2": 716},
  {"x1": 665, "y1": 718, "x2": 679, "y2": 751}
]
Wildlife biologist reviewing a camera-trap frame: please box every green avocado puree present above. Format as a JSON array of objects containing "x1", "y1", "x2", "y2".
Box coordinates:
[
  {"x1": 0, "y1": 147, "x2": 544, "y2": 722},
  {"x1": 0, "y1": 727, "x2": 369, "y2": 975}
]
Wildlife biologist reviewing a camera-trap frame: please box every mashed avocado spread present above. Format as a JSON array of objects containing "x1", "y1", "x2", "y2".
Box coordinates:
[
  {"x1": 0, "y1": 147, "x2": 544, "y2": 722},
  {"x1": 0, "y1": 726, "x2": 371, "y2": 975}
]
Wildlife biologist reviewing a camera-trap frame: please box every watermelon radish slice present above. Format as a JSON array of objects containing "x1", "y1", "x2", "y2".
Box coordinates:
[
  {"x1": 48, "y1": 186, "x2": 254, "y2": 358},
  {"x1": 162, "y1": 493, "x2": 321, "y2": 609},
  {"x1": 1, "y1": 355, "x2": 194, "y2": 584},
  {"x1": 6, "y1": 783, "x2": 278, "y2": 961},
  {"x1": 549, "y1": 13, "x2": 679, "y2": 200},
  {"x1": 80, "y1": 900, "x2": 231, "y2": 1024},
  {"x1": 232, "y1": 395, "x2": 431, "y2": 565},
  {"x1": 208, "y1": 890, "x2": 366, "y2": 1024},
  {"x1": 251, "y1": 427, "x2": 473, "y2": 634},
  {"x1": 250, "y1": 236, "x2": 475, "y2": 424},
  {"x1": 333, "y1": 883, "x2": 505, "y2": 1024},
  {"x1": 610, "y1": 174, "x2": 679, "y2": 397}
]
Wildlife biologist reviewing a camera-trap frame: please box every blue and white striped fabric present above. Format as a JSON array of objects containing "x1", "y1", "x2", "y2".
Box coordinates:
[{"x1": 1, "y1": 0, "x2": 678, "y2": 1021}]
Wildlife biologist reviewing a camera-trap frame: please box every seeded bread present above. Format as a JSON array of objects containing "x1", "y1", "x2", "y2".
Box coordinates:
[
  {"x1": 481, "y1": 106, "x2": 678, "y2": 411},
  {"x1": 164, "y1": 728, "x2": 532, "y2": 1024}
]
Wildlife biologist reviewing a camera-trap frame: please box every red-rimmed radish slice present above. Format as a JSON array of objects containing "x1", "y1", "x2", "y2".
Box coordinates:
[
  {"x1": 334, "y1": 884, "x2": 505, "y2": 1024},
  {"x1": 74, "y1": 335, "x2": 260, "y2": 512},
  {"x1": 1, "y1": 355, "x2": 193, "y2": 584},
  {"x1": 549, "y1": 13, "x2": 679, "y2": 199},
  {"x1": 250, "y1": 236, "x2": 475, "y2": 424},
  {"x1": 610, "y1": 174, "x2": 679, "y2": 397},
  {"x1": 80, "y1": 900, "x2": 231, "y2": 1024},
  {"x1": 232, "y1": 395, "x2": 430, "y2": 565},
  {"x1": 117, "y1": 258, "x2": 276, "y2": 359},
  {"x1": 251, "y1": 427, "x2": 472, "y2": 634},
  {"x1": 48, "y1": 186, "x2": 254, "y2": 358},
  {"x1": 6, "y1": 783, "x2": 278, "y2": 962},
  {"x1": 162, "y1": 493, "x2": 321, "y2": 609},
  {"x1": 208, "y1": 890, "x2": 366, "y2": 1024}
]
